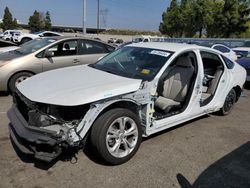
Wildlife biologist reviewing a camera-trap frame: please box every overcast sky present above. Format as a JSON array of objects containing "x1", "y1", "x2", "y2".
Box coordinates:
[{"x1": 0, "y1": 0, "x2": 170, "y2": 31}]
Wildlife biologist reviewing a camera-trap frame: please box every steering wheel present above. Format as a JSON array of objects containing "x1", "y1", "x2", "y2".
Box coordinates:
[{"x1": 114, "y1": 57, "x2": 126, "y2": 71}]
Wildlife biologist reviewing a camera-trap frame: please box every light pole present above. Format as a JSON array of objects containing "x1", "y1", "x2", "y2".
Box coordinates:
[
  {"x1": 83, "y1": 0, "x2": 86, "y2": 35},
  {"x1": 97, "y1": 0, "x2": 100, "y2": 35}
]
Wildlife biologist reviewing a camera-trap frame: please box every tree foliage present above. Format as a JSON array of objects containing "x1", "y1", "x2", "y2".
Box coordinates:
[
  {"x1": 28, "y1": 10, "x2": 41, "y2": 32},
  {"x1": 159, "y1": 0, "x2": 250, "y2": 38},
  {"x1": 44, "y1": 11, "x2": 52, "y2": 30},
  {"x1": 2, "y1": 7, "x2": 19, "y2": 30},
  {"x1": 28, "y1": 10, "x2": 52, "y2": 32}
]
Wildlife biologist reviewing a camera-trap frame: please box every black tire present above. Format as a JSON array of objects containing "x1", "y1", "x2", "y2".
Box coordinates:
[
  {"x1": 90, "y1": 108, "x2": 142, "y2": 165},
  {"x1": 8, "y1": 72, "x2": 33, "y2": 94},
  {"x1": 21, "y1": 38, "x2": 31, "y2": 44},
  {"x1": 219, "y1": 89, "x2": 236, "y2": 115}
]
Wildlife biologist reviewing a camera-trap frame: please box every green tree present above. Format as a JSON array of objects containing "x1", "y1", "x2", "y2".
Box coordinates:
[
  {"x1": 159, "y1": 0, "x2": 184, "y2": 37},
  {"x1": 181, "y1": 0, "x2": 196, "y2": 37},
  {"x1": 28, "y1": 10, "x2": 42, "y2": 32},
  {"x1": 2, "y1": 7, "x2": 14, "y2": 30},
  {"x1": 12, "y1": 18, "x2": 18, "y2": 29},
  {"x1": 193, "y1": 0, "x2": 214, "y2": 38},
  {"x1": 44, "y1": 11, "x2": 52, "y2": 30},
  {"x1": 220, "y1": 0, "x2": 250, "y2": 37}
]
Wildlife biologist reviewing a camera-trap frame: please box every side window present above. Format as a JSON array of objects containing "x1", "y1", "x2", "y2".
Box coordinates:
[
  {"x1": 48, "y1": 40, "x2": 78, "y2": 57},
  {"x1": 42, "y1": 33, "x2": 50, "y2": 37},
  {"x1": 221, "y1": 55, "x2": 235, "y2": 69},
  {"x1": 79, "y1": 40, "x2": 108, "y2": 54},
  {"x1": 200, "y1": 51, "x2": 224, "y2": 75},
  {"x1": 213, "y1": 45, "x2": 230, "y2": 53}
]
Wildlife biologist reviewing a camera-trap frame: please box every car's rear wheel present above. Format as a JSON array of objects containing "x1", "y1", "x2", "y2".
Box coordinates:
[
  {"x1": 219, "y1": 89, "x2": 236, "y2": 115},
  {"x1": 9, "y1": 72, "x2": 33, "y2": 94},
  {"x1": 90, "y1": 108, "x2": 142, "y2": 165}
]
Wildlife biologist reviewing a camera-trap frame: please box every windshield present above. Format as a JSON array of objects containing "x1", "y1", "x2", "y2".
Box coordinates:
[
  {"x1": 90, "y1": 47, "x2": 173, "y2": 81},
  {"x1": 14, "y1": 38, "x2": 57, "y2": 55}
]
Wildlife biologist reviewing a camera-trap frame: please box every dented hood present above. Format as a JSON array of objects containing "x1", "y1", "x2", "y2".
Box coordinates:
[{"x1": 17, "y1": 65, "x2": 142, "y2": 106}]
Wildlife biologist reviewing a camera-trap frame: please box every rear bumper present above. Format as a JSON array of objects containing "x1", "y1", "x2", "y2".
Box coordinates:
[{"x1": 8, "y1": 104, "x2": 62, "y2": 162}]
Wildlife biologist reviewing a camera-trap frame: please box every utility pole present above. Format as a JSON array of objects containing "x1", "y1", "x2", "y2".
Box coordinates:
[
  {"x1": 83, "y1": 0, "x2": 86, "y2": 35},
  {"x1": 97, "y1": 0, "x2": 100, "y2": 34}
]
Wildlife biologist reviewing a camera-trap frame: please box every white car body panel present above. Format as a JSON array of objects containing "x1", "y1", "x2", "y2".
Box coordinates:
[
  {"x1": 17, "y1": 65, "x2": 142, "y2": 106},
  {"x1": 9, "y1": 42, "x2": 246, "y2": 163},
  {"x1": 12, "y1": 33, "x2": 39, "y2": 43}
]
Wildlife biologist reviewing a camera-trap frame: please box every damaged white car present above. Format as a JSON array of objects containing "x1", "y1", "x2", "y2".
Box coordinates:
[{"x1": 8, "y1": 42, "x2": 246, "y2": 165}]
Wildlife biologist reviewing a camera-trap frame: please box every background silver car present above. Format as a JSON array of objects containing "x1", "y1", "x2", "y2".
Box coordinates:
[{"x1": 0, "y1": 36, "x2": 115, "y2": 93}]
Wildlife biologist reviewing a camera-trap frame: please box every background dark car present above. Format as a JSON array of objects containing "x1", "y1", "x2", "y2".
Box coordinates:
[{"x1": 237, "y1": 53, "x2": 250, "y2": 82}]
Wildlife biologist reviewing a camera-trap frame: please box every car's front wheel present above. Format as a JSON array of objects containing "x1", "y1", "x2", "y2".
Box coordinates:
[
  {"x1": 219, "y1": 89, "x2": 236, "y2": 115},
  {"x1": 9, "y1": 72, "x2": 33, "y2": 94},
  {"x1": 90, "y1": 108, "x2": 142, "y2": 165}
]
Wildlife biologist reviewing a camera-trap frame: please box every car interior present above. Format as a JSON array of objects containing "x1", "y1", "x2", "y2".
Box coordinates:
[
  {"x1": 153, "y1": 52, "x2": 198, "y2": 119},
  {"x1": 200, "y1": 51, "x2": 224, "y2": 106}
]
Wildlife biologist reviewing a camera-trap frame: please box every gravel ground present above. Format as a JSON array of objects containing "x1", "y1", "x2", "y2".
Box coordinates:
[{"x1": 0, "y1": 87, "x2": 249, "y2": 188}]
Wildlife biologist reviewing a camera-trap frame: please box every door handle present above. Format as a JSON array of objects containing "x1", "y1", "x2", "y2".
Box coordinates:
[{"x1": 73, "y1": 59, "x2": 80, "y2": 64}]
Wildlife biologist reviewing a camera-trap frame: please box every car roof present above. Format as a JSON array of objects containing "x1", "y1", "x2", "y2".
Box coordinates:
[
  {"x1": 38, "y1": 36, "x2": 116, "y2": 48},
  {"x1": 127, "y1": 42, "x2": 213, "y2": 53}
]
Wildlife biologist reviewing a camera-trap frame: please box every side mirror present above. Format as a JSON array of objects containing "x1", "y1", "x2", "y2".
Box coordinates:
[{"x1": 44, "y1": 50, "x2": 54, "y2": 58}]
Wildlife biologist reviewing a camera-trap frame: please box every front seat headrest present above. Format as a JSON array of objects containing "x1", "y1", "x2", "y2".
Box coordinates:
[{"x1": 176, "y1": 56, "x2": 193, "y2": 67}]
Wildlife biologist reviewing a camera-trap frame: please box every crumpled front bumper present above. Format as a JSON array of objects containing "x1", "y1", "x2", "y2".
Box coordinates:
[{"x1": 8, "y1": 104, "x2": 62, "y2": 162}]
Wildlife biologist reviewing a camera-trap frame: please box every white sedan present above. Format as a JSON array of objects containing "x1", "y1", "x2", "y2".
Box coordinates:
[
  {"x1": 8, "y1": 42, "x2": 246, "y2": 164},
  {"x1": 211, "y1": 44, "x2": 238, "y2": 61}
]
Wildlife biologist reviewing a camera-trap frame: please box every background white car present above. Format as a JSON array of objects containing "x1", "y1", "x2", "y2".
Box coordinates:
[
  {"x1": 2, "y1": 30, "x2": 21, "y2": 41},
  {"x1": 12, "y1": 31, "x2": 63, "y2": 44},
  {"x1": 211, "y1": 44, "x2": 237, "y2": 61}
]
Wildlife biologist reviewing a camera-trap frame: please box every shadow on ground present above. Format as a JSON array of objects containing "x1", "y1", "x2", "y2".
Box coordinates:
[
  {"x1": 244, "y1": 82, "x2": 250, "y2": 90},
  {"x1": 10, "y1": 136, "x2": 81, "y2": 170},
  {"x1": 177, "y1": 141, "x2": 250, "y2": 188}
]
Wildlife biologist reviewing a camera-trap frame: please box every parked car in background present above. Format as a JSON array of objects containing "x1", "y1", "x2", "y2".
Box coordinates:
[
  {"x1": 0, "y1": 39, "x2": 19, "y2": 54},
  {"x1": 236, "y1": 53, "x2": 250, "y2": 82},
  {"x1": 12, "y1": 31, "x2": 63, "y2": 44},
  {"x1": 211, "y1": 44, "x2": 237, "y2": 61},
  {"x1": 0, "y1": 36, "x2": 115, "y2": 93},
  {"x1": 34, "y1": 31, "x2": 63, "y2": 37},
  {"x1": 233, "y1": 47, "x2": 250, "y2": 59},
  {"x1": 2, "y1": 30, "x2": 21, "y2": 41},
  {"x1": 8, "y1": 42, "x2": 246, "y2": 164},
  {"x1": 0, "y1": 32, "x2": 3, "y2": 38}
]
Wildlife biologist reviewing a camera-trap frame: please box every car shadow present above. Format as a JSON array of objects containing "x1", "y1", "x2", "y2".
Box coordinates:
[
  {"x1": 244, "y1": 82, "x2": 250, "y2": 90},
  {"x1": 176, "y1": 141, "x2": 250, "y2": 188},
  {"x1": 10, "y1": 135, "x2": 81, "y2": 170},
  {"x1": 0, "y1": 91, "x2": 9, "y2": 96},
  {"x1": 10, "y1": 115, "x2": 211, "y2": 168}
]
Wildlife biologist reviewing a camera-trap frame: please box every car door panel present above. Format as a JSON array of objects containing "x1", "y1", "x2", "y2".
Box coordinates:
[{"x1": 151, "y1": 50, "x2": 203, "y2": 132}]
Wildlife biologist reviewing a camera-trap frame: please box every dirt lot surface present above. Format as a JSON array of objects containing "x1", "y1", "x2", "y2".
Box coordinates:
[{"x1": 0, "y1": 87, "x2": 250, "y2": 188}]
